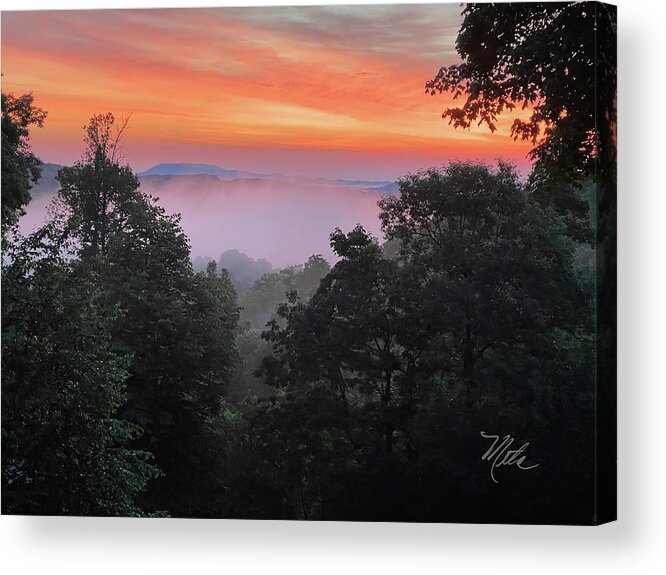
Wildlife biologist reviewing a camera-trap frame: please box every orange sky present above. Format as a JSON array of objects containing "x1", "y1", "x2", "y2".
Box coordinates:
[{"x1": 1, "y1": 5, "x2": 533, "y2": 179}]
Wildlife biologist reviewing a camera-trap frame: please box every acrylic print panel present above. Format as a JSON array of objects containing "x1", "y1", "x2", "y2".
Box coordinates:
[{"x1": 0, "y1": 2, "x2": 616, "y2": 524}]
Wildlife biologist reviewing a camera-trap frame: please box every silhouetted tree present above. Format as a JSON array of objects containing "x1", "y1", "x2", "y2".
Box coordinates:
[
  {"x1": 426, "y1": 2, "x2": 616, "y2": 181},
  {"x1": 1, "y1": 91, "x2": 47, "y2": 237},
  {"x1": 53, "y1": 114, "x2": 240, "y2": 516},
  {"x1": 427, "y1": 3, "x2": 616, "y2": 519},
  {"x1": 56, "y1": 113, "x2": 138, "y2": 257}
]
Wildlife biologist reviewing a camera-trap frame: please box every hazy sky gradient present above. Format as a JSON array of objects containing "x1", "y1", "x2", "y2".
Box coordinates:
[{"x1": 2, "y1": 5, "x2": 533, "y2": 179}]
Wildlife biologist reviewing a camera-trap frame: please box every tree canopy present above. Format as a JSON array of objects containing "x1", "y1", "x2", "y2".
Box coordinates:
[
  {"x1": 1, "y1": 91, "x2": 47, "y2": 236},
  {"x1": 2, "y1": 113, "x2": 241, "y2": 517},
  {"x1": 1, "y1": 222, "x2": 161, "y2": 516},
  {"x1": 426, "y1": 2, "x2": 616, "y2": 181},
  {"x1": 236, "y1": 161, "x2": 596, "y2": 522}
]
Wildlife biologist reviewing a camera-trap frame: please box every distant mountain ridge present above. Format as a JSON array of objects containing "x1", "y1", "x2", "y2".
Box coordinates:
[
  {"x1": 138, "y1": 163, "x2": 400, "y2": 193},
  {"x1": 29, "y1": 162, "x2": 400, "y2": 200},
  {"x1": 139, "y1": 163, "x2": 264, "y2": 181}
]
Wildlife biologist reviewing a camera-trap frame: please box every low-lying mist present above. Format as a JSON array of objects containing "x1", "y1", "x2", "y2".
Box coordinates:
[
  {"x1": 141, "y1": 175, "x2": 386, "y2": 267},
  {"x1": 20, "y1": 173, "x2": 387, "y2": 268}
]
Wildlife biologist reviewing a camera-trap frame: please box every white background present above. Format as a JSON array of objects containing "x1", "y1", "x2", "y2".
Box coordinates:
[{"x1": 0, "y1": 0, "x2": 663, "y2": 573}]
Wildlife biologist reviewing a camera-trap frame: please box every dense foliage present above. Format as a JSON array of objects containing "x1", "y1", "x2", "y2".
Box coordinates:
[
  {"x1": 426, "y1": 2, "x2": 616, "y2": 181},
  {"x1": 2, "y1": 225, "x2": 160, "y2": 515},
  {"x1": 233, "y1": 162, "x2": 595, "y2": 522},
  {"x1": 425, "y1": 1, "x2": 616, "y2": 520},
  {"x1": 1, "y1": 91, "x2": 47, "y2": 237},
  {"x1": 2, "y1": 111, "x2": 240, "y2": 516}
]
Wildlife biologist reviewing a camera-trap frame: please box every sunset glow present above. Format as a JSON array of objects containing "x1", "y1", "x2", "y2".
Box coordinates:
[{"x1": 1, "y1": 5, "x2": 533, "y2": 178}]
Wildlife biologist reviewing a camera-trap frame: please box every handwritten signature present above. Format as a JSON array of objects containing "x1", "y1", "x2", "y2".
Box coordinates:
[{"x1": 480, "y1": 432, "x2": 540, "y2": 484}]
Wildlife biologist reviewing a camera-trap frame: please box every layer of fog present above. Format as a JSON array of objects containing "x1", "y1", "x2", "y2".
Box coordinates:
[{"x1": 19, "y1": 173, "x2": 387, "y2": 268}]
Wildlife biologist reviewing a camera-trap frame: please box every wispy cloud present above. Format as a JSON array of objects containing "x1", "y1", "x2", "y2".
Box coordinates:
[{"x1": 1, "y1": 5, "x2": 532, "y2": 177}]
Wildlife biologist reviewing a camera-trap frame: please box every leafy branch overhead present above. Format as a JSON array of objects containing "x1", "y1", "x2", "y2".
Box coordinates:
[{"x1": 426, "y1": 2, "x2": 616, "y2": 177}]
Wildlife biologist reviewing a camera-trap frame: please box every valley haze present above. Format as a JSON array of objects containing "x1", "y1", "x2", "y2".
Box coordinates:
[{"x1": 23, "y1": 161, "x2": 400, "y2": 267}]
